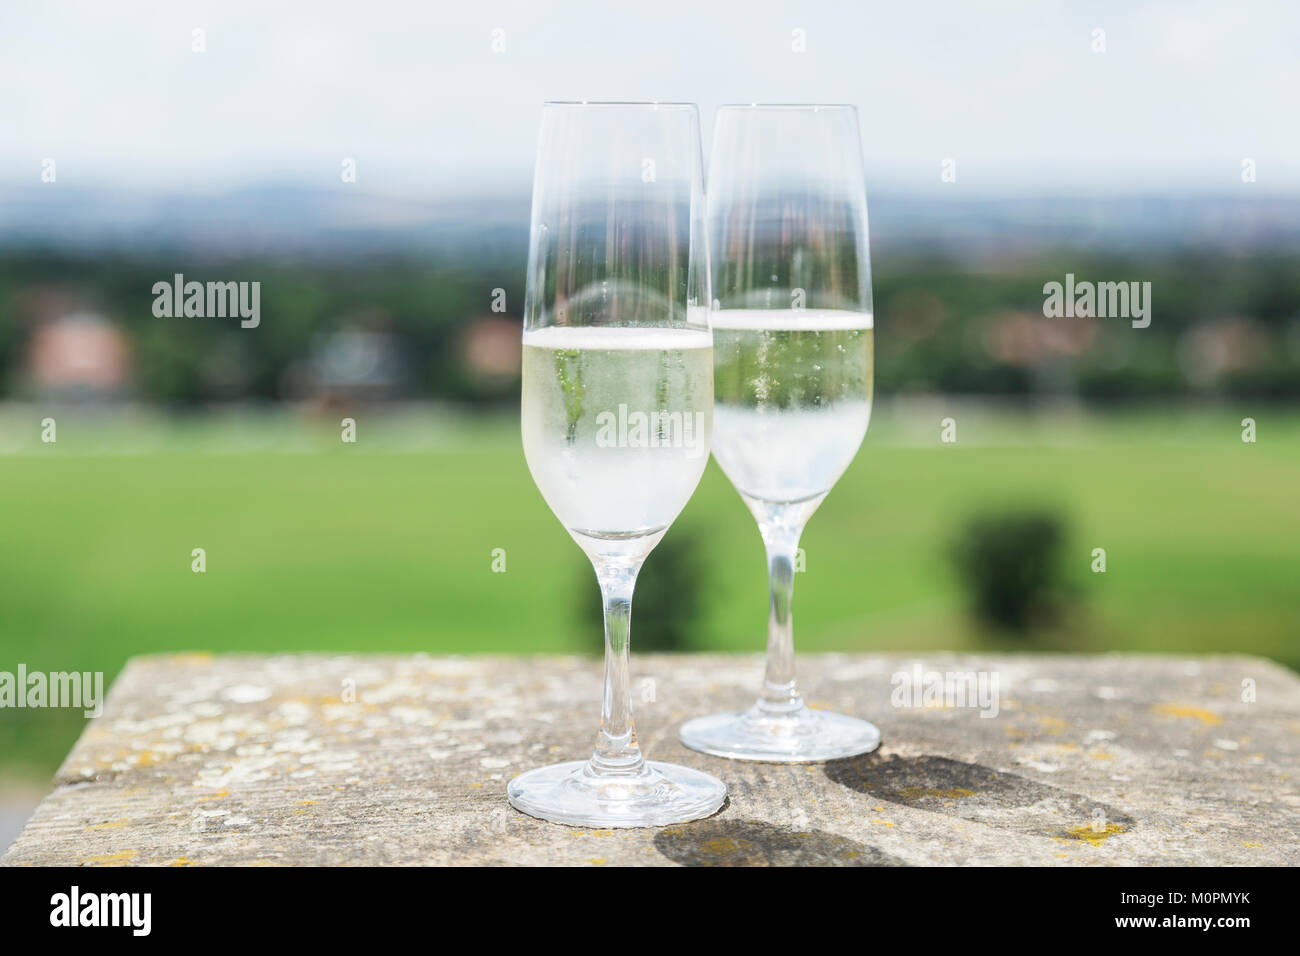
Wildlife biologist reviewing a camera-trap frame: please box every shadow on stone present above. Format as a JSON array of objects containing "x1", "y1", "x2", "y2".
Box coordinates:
[
  {"x1": 825, "y1": 754, "x2": 1134, "y2": 844},
  {"x1": 653, "y1": 819, "x2": 907, "y2": 867}
]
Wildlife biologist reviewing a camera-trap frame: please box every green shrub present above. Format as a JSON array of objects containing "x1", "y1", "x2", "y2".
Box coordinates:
[{"x1": 950, "y1": 507, "x2": 1071, "y2": 635}]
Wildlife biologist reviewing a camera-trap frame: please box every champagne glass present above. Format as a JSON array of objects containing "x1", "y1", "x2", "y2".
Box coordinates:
[
  {"x1": 510, "y1": 102, "x2": 726, "y2": 826},
  {"x1": 679, "y1": 104, "x2": 882, "y2": 762}
]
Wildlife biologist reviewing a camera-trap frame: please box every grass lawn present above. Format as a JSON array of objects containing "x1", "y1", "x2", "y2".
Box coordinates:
[{"x1": 1, "y1": 402, "x2": 1297, "y2": 777}]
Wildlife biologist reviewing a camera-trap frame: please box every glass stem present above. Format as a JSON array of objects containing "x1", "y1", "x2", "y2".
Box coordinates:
[
  {"x1": 757, "y1": 517, "x2": 807, "y2": 714},
  {"x1": 589, "y1": 560, "x2": 646, "y2": 776}
]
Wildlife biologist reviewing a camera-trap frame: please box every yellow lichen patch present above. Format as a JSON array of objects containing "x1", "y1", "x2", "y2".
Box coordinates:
[
  {"x1": 86, "y1": 819, "x2": 130, "y2": 830},
  {"x1": 1035, "y1": 715, "x2": 1069, "y2": 736},
  {"x1": 1088, "y1": 751, "x2": 1114, "y2": 760},
  {"x1": 80, "y1": 849, "x2": 138, "y2": 866},
  {"x1": 1243, "y1": 842, "x2": 1263, "y2": 848},
  {"x1": 169, "y1": 653, "x2": 214, "y2": 665},
  {"x1": 294, "y1": 800, "x2": 318, "y2": 805},
  {"x1": 897, "y1": 786, "x2": 975, "y2": 800},
  {"x1": 587, "y1": 857, "x2": 607, "y2": 865},
  {"x1": 589, "y1": 829, "x2": 613, "y2": 837},
  {"x1": 701, "y1": 837, "x2": 746, "y2": 857},
  {"x1": 1151, "y1": 704, "x2": 1222, "y2": 726},
  {"x1": 1058, "y1": 823, "x2": 1126, "y2": 847},
  {"x1": 871, "y1": 819, "x2": 896, "y2": 827},
  {"x1": 197, "y1": 790, "x2": 229, "y2": 802},
  {"x1": 169, "y1": 857, "x2": 197, "y2": 867}
]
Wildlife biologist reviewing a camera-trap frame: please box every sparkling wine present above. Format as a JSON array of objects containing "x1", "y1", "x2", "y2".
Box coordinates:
[
  {"x1": 522, "y1": 325, "x2": 713, "y2": 548},
  {"x1": 710, "y1": 309, "x2": 873, "y2": 504}
]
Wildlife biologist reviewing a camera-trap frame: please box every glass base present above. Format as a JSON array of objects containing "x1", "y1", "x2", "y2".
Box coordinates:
[
  {"x1": 507, "y1": 760, "x2": 727, "y2": 828},
  {"x1": 679, "y1": 703, "x2": 881, "y2": 763}
]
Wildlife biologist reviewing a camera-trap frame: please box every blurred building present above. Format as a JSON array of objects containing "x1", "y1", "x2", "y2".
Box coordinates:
[
  {"x1": 459, "y1": 315, "x2": 521, "y2": 396},
  {"x1": 26, "y1": 312, "x2": 132, "y2": 401},
  {"x1": 282, "y1": 311, "x2": 410, "y2": 408},
  {"x1": 1177, "y1": 318, "x2": 1270, "y2": 390}
]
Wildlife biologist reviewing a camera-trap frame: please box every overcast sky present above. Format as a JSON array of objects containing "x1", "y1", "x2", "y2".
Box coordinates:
[{"x1": 1, "y1": 0, "x2": 1297, "y2": 197}]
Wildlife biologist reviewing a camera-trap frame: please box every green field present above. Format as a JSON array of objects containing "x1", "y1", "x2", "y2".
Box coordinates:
[{"x1": 1, "y1": 403, "x2": 1298, "y2": 778}]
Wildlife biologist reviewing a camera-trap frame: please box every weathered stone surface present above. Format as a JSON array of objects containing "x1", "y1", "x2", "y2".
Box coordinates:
[{"x1": 3, "y1": 653, "x2": 1296, "y2": 866}]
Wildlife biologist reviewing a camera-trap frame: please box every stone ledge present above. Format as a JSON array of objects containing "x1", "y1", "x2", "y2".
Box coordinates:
[{"x1": 3, "y1": 652, "x2": 1296, "y2": 866}]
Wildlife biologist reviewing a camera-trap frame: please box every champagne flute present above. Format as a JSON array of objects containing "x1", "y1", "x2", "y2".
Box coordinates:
[
  {"x1": 679, "y1": 104, "x2": 882, "y2": 762},
  {"x1": 510, "y1": 102, "x2": 726, "y2": 826}
]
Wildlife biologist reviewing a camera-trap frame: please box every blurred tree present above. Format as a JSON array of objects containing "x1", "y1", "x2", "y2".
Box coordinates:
[
  {"x1": 950, "y1": 506, "x2": 1072, "y2": 636},
  {"x1": 3, "y1": 248, "x2": 1299, "y2": 404}
]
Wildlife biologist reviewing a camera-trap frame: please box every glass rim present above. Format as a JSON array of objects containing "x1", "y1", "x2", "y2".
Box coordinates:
[
  {"x1": 716, "y1": 102, "x2": 858, "y2": 112},
  {"x1": 541, "y1": 100, "x2": 699, "y2": 111}
]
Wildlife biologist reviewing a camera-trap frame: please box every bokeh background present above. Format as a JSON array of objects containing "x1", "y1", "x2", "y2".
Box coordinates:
[{"x1": 2, "y1": 1, "x2": 1298, "y2": 836}]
